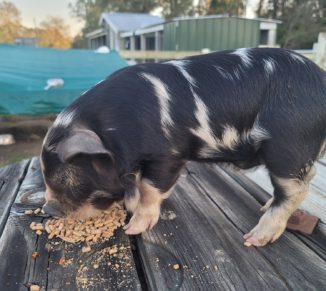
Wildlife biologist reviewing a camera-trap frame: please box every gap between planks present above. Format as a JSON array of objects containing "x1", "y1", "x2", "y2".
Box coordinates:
[{"x1": 0, "y1": 159, "x2": 30, "y2": 238}]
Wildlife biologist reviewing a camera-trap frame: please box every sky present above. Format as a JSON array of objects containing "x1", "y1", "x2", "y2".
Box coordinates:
[
  {"x1": 246, "y1": 0, "x2": 259, "y2": 18},
  {"x1": 9, "y1": 0, "x2": 259, "y2": 37},
  {"x1": 9, "y1": 0, "x2": 84, "y2": 36}
]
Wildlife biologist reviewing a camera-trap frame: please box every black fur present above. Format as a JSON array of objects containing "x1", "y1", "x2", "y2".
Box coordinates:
[{"x1": 41, "y1": 48, "x2": 326, "y2": 215}]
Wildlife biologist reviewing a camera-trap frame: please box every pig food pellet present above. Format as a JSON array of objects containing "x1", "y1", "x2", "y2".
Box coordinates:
[
  {"x1": 244, "y1": 241, "x2": 252, "y2": 247},
  {"x1": 34, "y1": 208, "x2": 41, "y2": 215},
  {"x1": 82, "y1": 246, "x2": 92, "y2": 253},
  {"x1": 30, "y1": 285, "x2": 40, "y2": 291},
  {"x1": 29, "y1": 202, "x2": 126, "y2": 244},
  {"x1": 173, "y1": 264, "x2": 180, "y2": 270}
]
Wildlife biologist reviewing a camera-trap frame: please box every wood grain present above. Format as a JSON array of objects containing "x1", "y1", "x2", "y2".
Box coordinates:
[
  {"x1": 244, "y1": 160, "x2": 326, "y2": 224},
  {"x1": 0, "y1": 158, "x2": 142, "y2": 291},
  {"x1": 221, "y1": 165, "x2": 326, "y2": 260},
  {"x1": 188, "y1": 163, "x2": 326, "y2": 290},
  {"x1": 1, "y1": 158, "x2": 325, "y2": 290},
  {"x1": 137, "y1": 163, "x2": 326, "y2": 291},
  {"x1": 0, "y1": 159, "x2": 29, "y2": 237}
]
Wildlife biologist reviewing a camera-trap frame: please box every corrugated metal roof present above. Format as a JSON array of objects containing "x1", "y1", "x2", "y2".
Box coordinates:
[{"x1": 100, "y1": 12, "x2": 163, "y2": 33}]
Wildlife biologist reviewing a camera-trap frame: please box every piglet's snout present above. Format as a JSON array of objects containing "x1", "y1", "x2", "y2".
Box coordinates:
[{"x1": 42, "y1": 200, "x2": 65, "y2": 218}]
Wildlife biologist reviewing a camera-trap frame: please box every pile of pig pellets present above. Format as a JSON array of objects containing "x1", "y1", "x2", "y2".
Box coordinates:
[{"x1": 28, "y1": 202, "x2": 126, "y2": 248}]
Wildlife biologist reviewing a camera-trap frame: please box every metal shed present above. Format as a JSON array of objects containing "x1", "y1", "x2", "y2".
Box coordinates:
[
  {"x1": 89, "y1": 14, "x2": 281, "y2": 53},
  {"x1": 119, "y1": 16, "x2": 280, "y2": 53},
  {"x1": 86, "y1": 12, "x2": 163, "y2": 50},
  {"x1": 163, "y1": 16, "x2": 263, "y2": 51}
]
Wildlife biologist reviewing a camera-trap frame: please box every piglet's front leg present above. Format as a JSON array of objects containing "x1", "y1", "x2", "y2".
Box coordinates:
[
  {"x1": 124, "y1": 178, "x2": 170, "y2": 235},
  {"x1": 124, "y1": 205, "x2": 160, "y2": 235}
]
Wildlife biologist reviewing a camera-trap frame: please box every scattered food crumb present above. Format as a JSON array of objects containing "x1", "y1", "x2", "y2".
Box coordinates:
[
  {"x1": 30, "y1": 284, "x2": 40, "y2": 291},
  {"x1": 31, "y1": 252, "x2": 39, "y2": 259},
  {"x1": 109, "y1": 246, "x2": 118, "y2": 254},
  {"x1": 160, "y1": 210, "x2": 177, "y2": 220},
  {"x1": 24, "y1": 210, "x2": 34, "y2": 215},
  {"x1": 58, "y1": 258, "x2": 66, "y2": 266},
  {"x1": 173, "y1": 264, "x2": 180, "y2": 270},
  {"x1": 93, "y1": 263, "x2": 99, "y2": 269},
  {"x1": 30, "y1": 222, "x2": 43, "y2": 231},
  {"x1": 244, "y1": 241, "x2": 252, "y2": 247},
  {"x1": 82, "y1": 246, "x2": 92, "y2": 253},
  {"x1": 34, "y1": 208, "x2": 41, "y2": 215}
]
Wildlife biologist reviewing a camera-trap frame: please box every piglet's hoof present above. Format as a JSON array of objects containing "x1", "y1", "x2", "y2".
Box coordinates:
[
  {"x1": 123, "y1": 209, "x2": 159, "y2": 235},
  {"x1": 243, "y1": 211, "x2": 287, "y2": 247}
]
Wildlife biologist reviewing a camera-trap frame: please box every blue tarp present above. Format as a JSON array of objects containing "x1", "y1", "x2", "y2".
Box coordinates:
[{"x1": 0, "y1": 45, "x2": 128, "y2": 115}]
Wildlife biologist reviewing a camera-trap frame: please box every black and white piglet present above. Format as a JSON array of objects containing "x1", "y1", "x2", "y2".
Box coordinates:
[{"x1": 41, "y1": 48, "x2": 326, "y2": 247}]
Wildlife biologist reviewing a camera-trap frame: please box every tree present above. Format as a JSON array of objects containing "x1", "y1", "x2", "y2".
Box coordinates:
[
  {"x1": 69, "y1": 0, "x2": 160, "y2": 34},
  {"x1": 194, "y1": 0, "x2": 247, "y2": 16},
  {"x1": 0, "y1": 1, "x2": 23, "y2": 43},
  {"x1": 206, "y1": 0, "x2": 246, "y2": 16},
  {"x1": 71, "y1": 33, "x2": 88, "y2": 48},
  {"x1": 38, "y1": 17, "x2": 72, "y2": 49},
  {"x1": 106, "y1": 0, "x2": 159, "y2": 12},
  {"x1": 69, "y1": 0, "x2": 105, "y2": 34},
  {"x1": 256, "y1": 0, "x2": 326, "y2": 49},
  {"x1": 158, "y1": 0, "x2": 195, "y2": 19}
]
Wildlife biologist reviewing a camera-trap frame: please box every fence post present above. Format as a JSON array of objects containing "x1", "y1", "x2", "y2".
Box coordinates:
[{"x1": 314, "y1": 32, "x2": 326, "y2": 69}]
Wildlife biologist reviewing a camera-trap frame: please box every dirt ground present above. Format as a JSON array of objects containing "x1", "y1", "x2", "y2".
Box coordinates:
[
  {"x1": 0, "y1": 139, "x2": 43, "y2": 167},
  {"x1": 0, "y1": 116, "x2": 55, "y2": 167}
]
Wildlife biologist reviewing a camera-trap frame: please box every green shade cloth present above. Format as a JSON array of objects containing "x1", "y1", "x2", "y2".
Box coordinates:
[{"x1": 0, "y1": 45, "x2": 128, "y2": 115}]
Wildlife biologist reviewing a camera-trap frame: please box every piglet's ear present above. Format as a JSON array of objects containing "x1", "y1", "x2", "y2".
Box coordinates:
[{"x1": 56, "y1": 129, "x2": 110, "y2": 163}]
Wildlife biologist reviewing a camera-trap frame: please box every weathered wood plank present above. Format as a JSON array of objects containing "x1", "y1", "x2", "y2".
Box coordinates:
[
  {"x1": 221, "y1": 165, "x2": 326, "y2": 260},
  {"x1": 46, "y1": 228, "x2": 141, "y2": 290},
  {"x1": 244, "y1": 161, "x2": 326, "y2": 224},
  {"x1": 0, "y1": 159, "x2": 30, "y2": 237},
  {"x1": 0, "y1": 158, "x2": 142, "y2": 290},
  {"x1": 187, "y1": 163, "x2": 326, "y2": 289},
  {"x1": 137, "y1": 166, "x2": 326, "y2": 291},
  {"x1": 12, "y1": 157, "x2": 47, "y2": 211},
  {"x1": 0, "y1": 214, "x2": 142, "y2": 290}
]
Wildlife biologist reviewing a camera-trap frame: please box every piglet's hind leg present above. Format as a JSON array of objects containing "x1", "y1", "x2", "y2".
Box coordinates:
[{"x1": 244, "y1": 164, "x2": 316, "y2": 247}]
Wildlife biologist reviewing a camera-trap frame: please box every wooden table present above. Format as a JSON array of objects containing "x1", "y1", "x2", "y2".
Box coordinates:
[{"x1": 0, "y1": 157, "x2": 325, "y2": 291}]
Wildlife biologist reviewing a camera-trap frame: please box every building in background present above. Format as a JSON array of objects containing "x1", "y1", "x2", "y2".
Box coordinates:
[
  {"x1": 87, "y1": 13, "x2": 281, "y2": 52},
  {"x1": 86, "y1": 12, "x2": 163, "y2": 50},
  {"x1": 14, "y1": 37, "x2": 38, "y2": 47}
]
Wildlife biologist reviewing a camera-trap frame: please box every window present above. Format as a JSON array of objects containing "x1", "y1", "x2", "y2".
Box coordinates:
[{"x1": 260, "y1": 30, "x2": 269, "y2": 45}]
